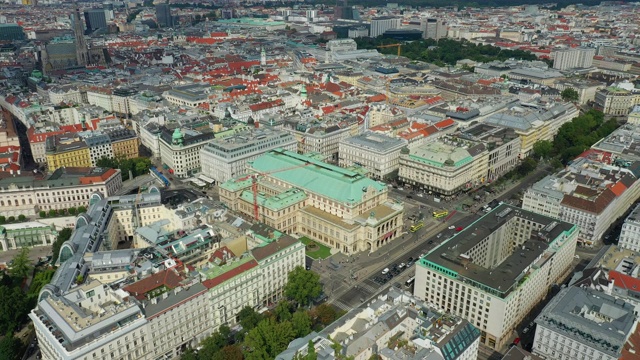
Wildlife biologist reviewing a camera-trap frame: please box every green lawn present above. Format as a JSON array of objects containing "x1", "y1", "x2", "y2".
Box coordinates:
[{"x1": 299, "y1": 236, "x2": 332, "y2": 259}]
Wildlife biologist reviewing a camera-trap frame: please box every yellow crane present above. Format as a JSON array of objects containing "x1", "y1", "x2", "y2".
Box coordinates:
[{"x1": 376, "y1": 43, "x2": 402, "y2": 56}]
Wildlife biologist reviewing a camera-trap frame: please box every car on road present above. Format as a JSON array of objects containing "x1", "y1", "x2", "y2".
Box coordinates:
[
  {"x1": 437, "y1": 233, "x2": 442, "y2": 238},
  {"x1": 407, "y1": 257, "x2": 414, "y2": 263},
  {"x1": 513, "y1": 338, "x2": 520, "y2": 345},
  {"x1": 406, "y1": 195, "x2": 412, "y2": 199},
  {"x1": 428, "y1": 240, "x2": 433, "y2": 244},
  {"x1": 523, "y1": 328, "x2": 529, "y2": 334},
  {"x1": 399, "y1": 263, "x2": 406, "y2": 269},
  {"x1": 382, "y1": 268, "x2": 389, "y2": 275},
  {"x1": 448, "y1": 226, "x2": 455, "y2": 230},
  {"x1": 456, "y1": 226, "x2": 464, "y2": 231}
]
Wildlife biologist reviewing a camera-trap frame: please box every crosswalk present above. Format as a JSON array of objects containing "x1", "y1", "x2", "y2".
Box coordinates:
[
  {"x1": 331, "y1": 299, "x2": 351, "y2": 311},
  {"x1": 358, "y1": 282, "x2": 377, "y2": 294}
]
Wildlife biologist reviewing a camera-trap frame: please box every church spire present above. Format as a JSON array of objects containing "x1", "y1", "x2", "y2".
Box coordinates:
[{"x1": 73, "y1": 3, "x2": 89, "y2": 67}]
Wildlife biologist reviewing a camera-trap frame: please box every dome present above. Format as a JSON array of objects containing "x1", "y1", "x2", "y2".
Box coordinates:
[{"x1": 172, "y1": 128, "x2": 182, "y2": 140}]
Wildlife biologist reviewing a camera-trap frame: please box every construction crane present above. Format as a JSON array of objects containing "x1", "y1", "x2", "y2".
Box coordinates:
[
  {"x1": 377, "y1": 43, "x2": 402, "y2": 57},
  {"x1": 239, "y1": 162, "x2": 313, "y2": 221}
]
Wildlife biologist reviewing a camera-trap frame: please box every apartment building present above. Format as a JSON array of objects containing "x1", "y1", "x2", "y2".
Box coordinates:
[
  {"x1": 31, "y1": 191, "x2": 304, "y2": 360},
  {"x1": 200, "y1": 128, "x2": 296, "y2": 183},
  {"x1": 552, "y1": 47, "x2": 596, "y2": 70},
  {"x1": 533, "y1": 287, "x2": 637, "y2": 360},
  {"x1": 86, "y1": 87, "x2": 114, "y2": 112},
  {"x1": 278, "y1": 287, "x2": 480, "y2": 360},
  {"x1": 595, "y1": 86, "x2": 640, "y2": 116},
  {"x1": 619, "y1": 204, "x2": 640, "y2": 252},
  {"x1": 163, "y1": 84, "x2": 211, "y2": 108},
  {"x1": 399, "y1": 136, "x2": 488, "y2": 196},
  {"x1": 45, "y1": 134, "x2": 92, "y2": 170},
  {"x1": 484, "y1": 102, "x2": 578, "y2": 158},
  {"x1": 281, "y1": 116, "x2": 363, "y2": 163},
  {"x1": 82, "y1": 132, "x2": 113, "y2": 166},
  {"x1": 0, "y1": 167, "x2": 122, "y2": 220},
  {"x1": 522, "y1": 157, "x2": 640, "y2": 246},
  {"x1": 553, "y1": 79, "x2": 604, "y2": 105},
  {"x1": 159, "y1": 127, "x2": 215, "y2": 178},
  {"x1": 458, "y1": 124, "x2": 521, "y2": 182},
  {"x1": 338, "y1": 132, "x2": 407, "y2": 180},
  {"x1": 47, "y1": 84, "x2": 84, "y2": 104},
  {"x1": 370, "y1": 16, "x2": 401, "y2": 37},
  {"x1": 414, "y1": 204, "x2": 578, "y2": 349},
  {"x1": 220, "y1": 149, "x2": 404, "y2": 254},
  {"x1": 107, "y1": 128, "x2": 139, "y2": 160}
]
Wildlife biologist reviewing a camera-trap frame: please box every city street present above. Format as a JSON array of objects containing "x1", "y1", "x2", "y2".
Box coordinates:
[{"x1": 318, "y1": 165, "x2": 553, "y2": 312}]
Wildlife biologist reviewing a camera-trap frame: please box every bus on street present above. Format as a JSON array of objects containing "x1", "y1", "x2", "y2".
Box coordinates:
[
  {"x1": 410, "y1": 222, "x2": 424, "y2": 232},
  {"x1": 433, "y1": 210, "x2": 449, "y2": 218}
]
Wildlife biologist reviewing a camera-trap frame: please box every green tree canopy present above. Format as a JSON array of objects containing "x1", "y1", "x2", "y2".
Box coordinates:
[
  {"x1": 292, "y1": 310, "x2": 312, "y2": 337},
  {"x1": 244, "y1": 318, "x2": 296, "y2": 360},
  {"x1": 561, "y1": 87, "x2": 579, "y2": 102},
  {"x1": 284, "y1": 267, "x2": 322, "y2": 306},
  {"x1": 10, "y1": 247, "x2": 32, "y2": 280},
  {"x1": 532, "y1": 140, "x2": 554, "y2": 159},
  {"x1": 238, "y1": 306, "x2": 263, "y2": 331},
  {"x1": 275, "y1": 301, "x2": 292, "y2": 322}
]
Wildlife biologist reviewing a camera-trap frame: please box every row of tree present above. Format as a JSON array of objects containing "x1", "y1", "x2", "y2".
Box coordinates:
[
  {"x1": 182, "y1": 267, "x2": 343, "y2": 360},
  {"x1": 96, "y1": 156, "x2": 151, "y2": 181},
  {"x1": 532, "y1": 110, "x2": 619, "y2": 165},
  {"x1": 354, "y1": 38, "x2": 538, "y2": 66},
  {"x1": 0, "y1": 215, "x2": 27, "y2": 224},
  {"x1": 39, "y1": 206, "x2": 87, "y2": 219}
]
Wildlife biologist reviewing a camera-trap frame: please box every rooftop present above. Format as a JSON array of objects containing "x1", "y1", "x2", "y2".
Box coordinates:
[
  {"x1": 340, "y1": 132, "x2": 407, "y2": 153},
  {"x1": 421, "y1": 204, "x2": 576, "y2": 298},
  {"x1": 535, "y1": 286, "x2": 635, "y2": 358}
]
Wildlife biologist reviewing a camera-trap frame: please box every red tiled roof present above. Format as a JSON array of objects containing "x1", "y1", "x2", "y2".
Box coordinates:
[
  {"x1": 201, "y1": 259, "x2": 258, "y2": 289},
  {"x1": 609, "y1": 181, "x2": 627, "y2": 197},
  {"x1": 560, "y1": 188, "x2": 616, "y2": 214},
  {"x1": 124, "y1": 269, "x2": 184, "y2": 301},
  {"x1": 435, "y1": 118, "x2": 456, "y2": 129}
]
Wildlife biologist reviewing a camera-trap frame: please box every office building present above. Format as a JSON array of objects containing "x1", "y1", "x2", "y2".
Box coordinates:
[
  {"x1": 421, "y1": 18, "x2": 447, "y2": 40},
  {"x1": 522, "y1": 156, "x2": 640, "y2": 246},
  {"x1": 552, "y1": 47, "x2": 596, "y2": 70},
  {"x1": 155, "y1": 3, "x2": 173, "y2": 28},
  {"x1": 414, "y1": 204, "x2": 578, "y2": 349},
  {"x1": 0, "y1": 24, "x2": 26, "y2": 41},
  {"x1": 594, "y1": 86, "x2": 640, "y2": 116},
  {"x1": 399, "y1": 136, "x2": 489, "y2": 196},
  {"x1": 0, "y1": 167, "x2": 122, "y2": 220},
  {"x1": 200, "y1": 128, "x2": 296, "y2": 184},
  {"x1": 533, "y1": 287, "x2": 637, "y2": 360},
  {"x1": 103, "y1": 2, "x2": 114, "y2": 20},
  {"x1": 84, "y1": 9, "x2": 107, "y2": 33},
  {"x1": 458, "y1": 124, "x2": 521, "y2": 182},
  {"x1": 159, "y1": 127, "x2": 215, "y2": 178},
  {"x1": 338, "y1": 132, "x2": 407, "y2": 180},
  {"x1": 370, "y1": 17, "x2": 401, "y2": 37},
  {"x1": 220, "y1": 149, "x2": 404, "y2": 254}
]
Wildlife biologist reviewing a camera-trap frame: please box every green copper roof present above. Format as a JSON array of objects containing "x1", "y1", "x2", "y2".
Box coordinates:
[
  {"x1": 172, "y1": 128, "x2": 182, "y2": 140},
  {"x1": 248, "y1": 149, "x2": 386, "y2": 204},
  {"x1": 240, "y1": 187, "x2": 307, "y2": 211}
]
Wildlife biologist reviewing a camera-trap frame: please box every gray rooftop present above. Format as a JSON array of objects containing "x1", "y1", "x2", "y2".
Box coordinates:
[
  {"x1": 535, "y1": 286, "x2": 635, "y2": 358},
  {"x1": 422, "y1": 204, "x2": 576, "y2": 298},
  {"x1": 340, "y1": 132, "x2": 407, "y2": 153}
]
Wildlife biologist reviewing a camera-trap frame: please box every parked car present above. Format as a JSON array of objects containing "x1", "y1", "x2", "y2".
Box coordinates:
[
  {"x1": 448, "y1": 226, "x2": 455, "y2": 230},
  {"x1": 382, "y1": 268, "x2": 389, "y2": 275},
  {"x1": 456, "y1": 226, "x2": 464, "y2": 231}
]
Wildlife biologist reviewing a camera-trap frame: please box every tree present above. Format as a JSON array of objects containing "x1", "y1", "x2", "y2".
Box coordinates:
[
  {"x1": 180, "y1": 349, "x2": 198, "y2": 360},
  {"x1": 10, "y1": 247, "x2": 32, "y2": 280},
  {"x1": 0, "y1": 332, "x2": 22, "y2": 360},
  {"x1": 238, "y1": 306, "x2": 263, "y2": 331},
  {"x1": 275, "y1": 301, "x2": 292, "y2": 322},
  {"x1": 311, "y1": 303, "x2": 337, "y2": 326},
  {"x1": 48, "y1": 209, "x2": 57, "y2": 217},
  {"x1": 7, "y1": 216, "x2": 15, "y2": 223},
  {"x1": 52, "y1": 227, "x2": 73, "y2": 264},
  {"x1": 292, "y1": 310, "x2": 312, "y2": 337},
  {"x1": 0, "y1": 216, "x2": 5, "y2": 224},
  {"x1": 212, "y1": 345, "x2": 244, "y2": 360},
  {"x1": 284, "y1": 266, "x2": 322, "y2": 306},
  {"x1": 532, "y1": 140, "x2": 554, "y2": 159},
  {"x1": 78, "y1": 206, "x2": 87, "y2": 213},
  {"x1": 18, "y1": 214, "x2": 26, "y2": 222},
  {"x1": 39, "y1": 211, "x2": 46, "y2": 218},
  {"x1": 518, "y1": 158, "x2": 538, "y2": 176},
  {"x1": 244, "y1": 318, "x2": 296, "y2": 360},
  {"x1": 68, "y1": 207, "x2": 77, "y2": 215},
  {"x1": 198, "y1": 325, "x2": 231, "y2": 360},
  {"x1": 0, "y1": 286, "x2": 29, "y2": 333},
  {"x1": 561, "y1": 87, "x2": 579, "y2": 102},
  {"x1": 306, "y1": 340, "x2": 317, "y2": 360}
]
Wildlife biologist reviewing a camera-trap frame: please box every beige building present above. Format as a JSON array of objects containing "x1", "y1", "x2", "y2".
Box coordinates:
[
  {"x1": 414, "y1": 205, "x2": 578, "y2": 350},
  {"x1": 595, "y1": 86, "x2": 640, "y2": 116},
  {"x1": 339, "y1": 132, "x2": 407, "y2": 180},
  {"x1": 220, "y1": 149, "x2": 404, "y2": 254},
  {"x1": 399, "y1": 136, "x2": 488, "y2": 196}
]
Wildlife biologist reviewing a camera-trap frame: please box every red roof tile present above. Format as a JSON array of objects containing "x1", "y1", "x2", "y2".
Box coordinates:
[
  {"x1": 124, "y1": 269, "x2": 185, "y2": 300},
  {"x1": 201, "y1": 260, "x2": 258, "y2": 289}
]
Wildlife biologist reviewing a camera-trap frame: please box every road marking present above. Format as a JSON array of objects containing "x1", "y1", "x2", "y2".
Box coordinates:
[
  {"x1": 331, "y1": 299, "x2": 351, "y2": 311},
  {"x1": 359, "y1": 282, "x2": 377, "y2": 293}
]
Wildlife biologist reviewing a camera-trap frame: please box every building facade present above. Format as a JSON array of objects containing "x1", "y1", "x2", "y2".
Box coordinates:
[
  {"x1": 399, "y1": 136, "x2": 488, "y2": 196},
  {"x1": 159, "y1": 127, "x2": 215, "y2": 178},
  {"x1": 414, "y1": 204, "x2": 578, "y2": 349},
  {"x1": 220, "y1": 149, "x2": 404, "y2": 254},
  {"x1": 619, "y1": 204, "x2": 640, "y2": 252},
  {"x1": 552, "y1": 47, "x2": 596, "y2": 70},
  {"x1": 200, "y1": 129, "x2": 296, "y2": 184},
  {"x1": 370, "y1": 17, "x2": 401, "y2": 37},
  {"x1": 533, "y1": 287, "x2": 637, "y2": 360},
  {"x1": 45, "y1": 134, "x2": 92, "y2": 171},
  {"x1": 339, "y1": 132, "x2": 407, "y2": 180}
]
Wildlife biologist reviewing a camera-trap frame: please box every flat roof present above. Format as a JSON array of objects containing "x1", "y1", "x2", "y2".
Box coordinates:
[{"x1": 422, "y1": 204, "x2": 576, "y2": 298}]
